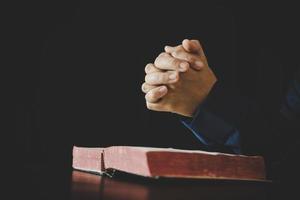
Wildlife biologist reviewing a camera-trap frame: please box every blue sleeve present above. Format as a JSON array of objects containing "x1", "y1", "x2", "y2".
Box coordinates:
[
  {"x1": 281, "y1": 76, "x2": 300, "y2": 120},
  {"x1": 181, "y1": 107, "x2": 241, "y2": 154},
  {"x1": 180, "y1": 83, "x2": 243, "y2": 154}
]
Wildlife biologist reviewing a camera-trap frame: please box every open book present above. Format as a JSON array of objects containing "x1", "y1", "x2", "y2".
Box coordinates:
[{"x1": 72, "y1": 146, "x2": 266, "y2": 181}]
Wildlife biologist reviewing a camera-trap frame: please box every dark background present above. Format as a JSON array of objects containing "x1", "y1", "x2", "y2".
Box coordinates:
[{"x1": 11, "y1": 1, "x2": 299, "y2": 169}]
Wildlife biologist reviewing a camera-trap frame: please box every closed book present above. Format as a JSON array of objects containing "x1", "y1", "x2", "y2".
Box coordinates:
[{"x1": 72, "y1": 146, "x2": 266, "y2": 181}]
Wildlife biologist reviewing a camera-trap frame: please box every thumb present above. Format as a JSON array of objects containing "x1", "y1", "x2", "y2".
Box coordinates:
[{"x1": 182, "y1": 39, "x2": 204, "y2": 55}]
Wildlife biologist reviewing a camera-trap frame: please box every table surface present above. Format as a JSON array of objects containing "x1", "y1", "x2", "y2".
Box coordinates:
[
  {"x1": 8, "y1": 165, "x2": 289, "y2": 200},
  {"x1": 71, "y1": 170, "x2": 271, "y2": 200}
]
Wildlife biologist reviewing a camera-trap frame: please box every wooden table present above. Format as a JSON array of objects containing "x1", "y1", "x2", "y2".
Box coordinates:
[
  {"x1": 71, "y1": 170, "x2": 270, "y2": 200},
  {"x1": 11, "y1": 165, "x2": 277, "y2": 200}
]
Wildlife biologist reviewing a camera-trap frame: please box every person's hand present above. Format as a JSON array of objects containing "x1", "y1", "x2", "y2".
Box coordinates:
[{"x1": 141, "y1": 39, "x2": 217, "y2": 117}]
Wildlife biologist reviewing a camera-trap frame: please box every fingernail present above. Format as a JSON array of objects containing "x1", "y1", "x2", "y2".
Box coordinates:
[
  {"x1": 168, "y1": 73, "x2": 177, "y2": 80},
  {"x1": 179, "y1": 62, "x2": 189, "y2": 72},
  {"x1": 159, "y1": 86, "x2": 167, "y2": 93},
  {"x1": 195, "y1": 61, "x2": 204, "y2": 69}
]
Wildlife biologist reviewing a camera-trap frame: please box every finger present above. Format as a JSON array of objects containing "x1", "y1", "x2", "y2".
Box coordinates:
[
  {"x1": 171, "y1": 50, "x2": 204, "y2": 70},
  {"x1": 145, "y1": 86, "x2": 168, "y2": 103},
  {"x1": 146, "y1": 102, "x2": 168, "y2": 112},
  {"x1": 145, "y1": 63, "x2": 162, "y2": 74},
  {"x1": 141, "y1": 82, "x2": 157, "y2": 93},
  {"x1": 145, "y1": 71, "x2": 179, "y2": 85},
  {"x1": 182, "y1": 39, "x2": 203, "y2": 55},
  {"x1": 164, "y1": 45, "x2": 182, "y2": 53},
  {"x1": 154, "y1": 53, "x2": 189, "y2": 72}
]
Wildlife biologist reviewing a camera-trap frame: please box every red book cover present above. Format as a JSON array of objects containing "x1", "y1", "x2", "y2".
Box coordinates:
[{"x1": 72, "y1": 146, "x2": 266, "y2": 181}]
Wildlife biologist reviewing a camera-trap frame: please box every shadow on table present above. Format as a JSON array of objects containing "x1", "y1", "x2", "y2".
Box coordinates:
[{"x1": 71, "y1": 170, "x2": 271, "y2": 200}]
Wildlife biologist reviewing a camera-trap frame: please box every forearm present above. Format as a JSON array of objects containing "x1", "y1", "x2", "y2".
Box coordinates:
[{"x1": 181, "y1": 83, "x2": 245, "y2": 154}]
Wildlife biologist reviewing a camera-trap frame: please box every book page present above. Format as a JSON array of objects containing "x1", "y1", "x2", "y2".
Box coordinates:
[{"x1": 107, "y1": 146, "x2": 258, "y2": 158}]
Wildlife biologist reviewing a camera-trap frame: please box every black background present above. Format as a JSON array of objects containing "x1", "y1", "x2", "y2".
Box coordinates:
[{"x1": 11, "y1": 1, "x2": 300, "y2": 168}]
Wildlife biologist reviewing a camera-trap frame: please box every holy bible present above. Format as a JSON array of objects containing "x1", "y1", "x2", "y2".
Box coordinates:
[{"x1": 72, "y1": 146, "x2": 266, "y2": 181}]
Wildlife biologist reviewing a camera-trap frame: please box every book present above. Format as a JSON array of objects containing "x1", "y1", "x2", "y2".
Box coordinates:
[{"x1": 72, "y1": 146, "x2": 266, "y2": 181}]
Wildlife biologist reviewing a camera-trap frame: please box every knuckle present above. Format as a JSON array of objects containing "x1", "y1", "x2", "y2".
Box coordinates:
[
  {"x1": 171, "y1": 50, "x2": 179, "y2": 57},
  {"x1": 162, "y1": 73, "x2": 169, "y2": 83},
  {"x1": 152, "y1": 90, "x2": 161, "y2": 99},
  {"x1": 173, "y1": 49, "x2": 185, "y2": 58},
  {"x1": 187, "y1": 55, "x2": 196, "y2": 63},
  {"x1": 161, "y1": 73, "x2": 169, "y2": 83},
  {"x1": 174, "y1": 72, "x2": 180, "y2": 82},
  {"x1": 170, "y1": 58, "x2": 180, "y2": 68}
]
